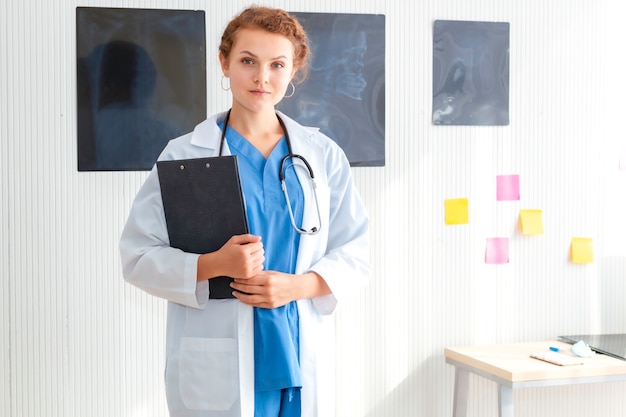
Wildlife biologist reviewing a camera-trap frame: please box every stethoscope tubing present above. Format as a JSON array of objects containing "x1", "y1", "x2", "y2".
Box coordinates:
[{"x1": 219, "y1": 109, "x2": 321, "y2": 235}]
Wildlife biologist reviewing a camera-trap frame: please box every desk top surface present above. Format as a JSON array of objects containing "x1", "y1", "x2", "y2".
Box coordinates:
[{"x1": 445, "y1": 340, "x2": 626, "y2": 382}]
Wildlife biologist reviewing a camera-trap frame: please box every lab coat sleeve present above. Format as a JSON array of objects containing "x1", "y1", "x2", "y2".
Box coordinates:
[
  {"x1": 307, "y1": 146, "x2": 370, "y2": 315},
  {"x1": 119, "y1": 167, "x2": 209, "y2": 308}
]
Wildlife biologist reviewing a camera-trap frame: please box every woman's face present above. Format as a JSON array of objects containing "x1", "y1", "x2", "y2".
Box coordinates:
[{"x1": 221, "y1": 28, "x2": 296, "y2": 114}]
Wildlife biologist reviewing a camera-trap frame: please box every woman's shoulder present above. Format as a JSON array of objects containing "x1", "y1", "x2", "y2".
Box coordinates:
[
  {"x1": 157, "y1": 131, "x2": 195, "y2": 161},
  {"x1": 277, "y1": 111, "x2": 342, "y2": 152},
  {"x1": 157, "y1": 113, "x2": 226, "y2": 161}
]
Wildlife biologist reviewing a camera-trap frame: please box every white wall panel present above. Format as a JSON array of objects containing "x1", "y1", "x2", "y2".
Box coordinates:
[
  {"x1": 2, "y1": 0, "x2": 625, "y2": 416},
  {"x1": 1, "y1": 0, "x2": 11, "y2": 413}
]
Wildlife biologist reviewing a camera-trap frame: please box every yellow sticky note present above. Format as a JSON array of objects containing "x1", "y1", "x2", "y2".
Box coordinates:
[
  {"x1": 519, "y1": 209, "x2": 544, "y2": 235},
  {"x1": 445, "y1": 198, "x2": 469, "y2": 225},
  {"x1": 571, "y1": 237, "x2": 594, "y2": 264}
]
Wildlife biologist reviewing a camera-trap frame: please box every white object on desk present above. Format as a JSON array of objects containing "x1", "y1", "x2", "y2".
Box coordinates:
[{"x1": 530, "y1": 350, "x2": 584, "y2": 366}]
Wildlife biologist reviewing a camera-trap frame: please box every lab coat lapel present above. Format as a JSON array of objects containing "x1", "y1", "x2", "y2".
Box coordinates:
[{"x1": 190, "y1": 111, "x2": 229, "y2": 152}]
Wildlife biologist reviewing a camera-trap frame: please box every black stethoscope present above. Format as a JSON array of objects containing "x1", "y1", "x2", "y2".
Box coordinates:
[{"x1": 219, "y1": 109, "x2": 321, "y2": 235}]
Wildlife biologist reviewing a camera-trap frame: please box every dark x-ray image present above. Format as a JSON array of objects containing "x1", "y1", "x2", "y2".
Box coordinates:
[
  {"x1": 76, "y1": 7, "x2": 206, "y2": 171},
  {"x1": 278, "y1": 12, "x2": 385, "y2": 167},
  {"x1": 433, "y1": 20, "x2": 510, "y2": 126}
]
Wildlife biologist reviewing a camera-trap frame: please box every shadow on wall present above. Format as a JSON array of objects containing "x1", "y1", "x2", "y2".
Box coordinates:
[
  {"x1": 598, "y1": 256, "x2": 626, "y2": 331},
  {"x1": 364, "y1": 353, "x2": 454, "y2": 417}
]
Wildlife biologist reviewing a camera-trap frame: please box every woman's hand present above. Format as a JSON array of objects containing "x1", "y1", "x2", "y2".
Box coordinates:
[
  {"x1": 231, "y1": 270, "x2": 330, "y2": 308},
  {"x1": 197, "y1": 234, "x2": 265, "y2": 281}
]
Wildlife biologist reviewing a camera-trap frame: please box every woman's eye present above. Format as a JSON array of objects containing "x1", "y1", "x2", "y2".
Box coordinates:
[
  {"x1": 242, "y1": 58, "x2": 254, "y2": 65},
  {"x1": 273, "y1": 62, "x2": 285, "y2": 69}
]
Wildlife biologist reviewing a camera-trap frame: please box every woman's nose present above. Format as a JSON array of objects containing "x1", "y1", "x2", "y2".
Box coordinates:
[{"x1": 254, "y1": 66, "x2": 270, "y2": 84}]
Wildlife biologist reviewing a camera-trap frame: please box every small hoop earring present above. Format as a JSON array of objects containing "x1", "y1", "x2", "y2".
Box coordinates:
[
  {"x1": 221, "y1": 75, "x2": 230, "y2": 91},
  {"x1": 284, "y1": 82, "x2": 295, "y2": 98}
]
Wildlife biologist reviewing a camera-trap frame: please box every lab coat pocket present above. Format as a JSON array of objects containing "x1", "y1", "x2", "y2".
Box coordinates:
[{"x1": 178, "y1": 337, "x2": 238, "y2": 411}]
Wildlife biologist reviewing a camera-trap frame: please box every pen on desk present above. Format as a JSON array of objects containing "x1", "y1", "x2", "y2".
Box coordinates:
[{"x1": 549, "y1": 346, "x2": 560, "y2": 352}]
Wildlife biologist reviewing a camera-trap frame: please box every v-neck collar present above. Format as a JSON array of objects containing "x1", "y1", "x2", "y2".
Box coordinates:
[{"x1": 223, "y1": 124, "x2": 286, "y2": 171}]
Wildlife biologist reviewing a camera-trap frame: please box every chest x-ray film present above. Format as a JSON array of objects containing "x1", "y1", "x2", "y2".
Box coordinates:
[
  {"x1": 76, "y1": 7, "x2": 206, "y2": 171},
  {"x1": 433, "y1": 20, "x2": 509, "y2": 126},
  {"x1": 278, "y1": 12, "x2": 386, "y2": 167}
]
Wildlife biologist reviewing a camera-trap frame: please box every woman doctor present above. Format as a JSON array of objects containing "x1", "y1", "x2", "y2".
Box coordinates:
[{"x1": 120, "y1": 6, "x2": 369, "y2": 417}]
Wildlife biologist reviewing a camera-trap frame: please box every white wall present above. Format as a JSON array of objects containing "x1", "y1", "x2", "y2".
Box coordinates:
[{"x1": 2, "y1": 0, "x2": 625, "y2": 416}]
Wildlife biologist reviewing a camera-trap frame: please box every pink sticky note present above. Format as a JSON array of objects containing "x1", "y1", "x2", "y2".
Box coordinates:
[
  {"x1": 485, "y1": 237, "x2": 509, "y2": 264},
  {"x1": 496, "y1": 174, "x2": 520, "y2": 201}
]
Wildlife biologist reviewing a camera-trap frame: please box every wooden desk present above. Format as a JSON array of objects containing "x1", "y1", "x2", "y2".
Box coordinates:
[{"x1": 445, "y1": 340, "x2": 626, "y2": 417}]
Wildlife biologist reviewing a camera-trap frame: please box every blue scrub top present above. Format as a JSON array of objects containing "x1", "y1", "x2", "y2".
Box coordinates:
[{"x1": 221, "y1": 123, "x2": 304, "y2": 392}]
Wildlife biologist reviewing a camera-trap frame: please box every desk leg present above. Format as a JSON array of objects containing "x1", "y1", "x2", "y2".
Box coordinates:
[
  {"x1": 498, "y1": 384, "x2": 514, "y2": 417},
  {"x1": 452, "y1": 367, "x2": 469, "y2": 417}
]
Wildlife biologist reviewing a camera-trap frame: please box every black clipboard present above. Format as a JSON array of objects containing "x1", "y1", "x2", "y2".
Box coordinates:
[{"x1": 157, "y1": 156, "x2": 249, "y2": 299}]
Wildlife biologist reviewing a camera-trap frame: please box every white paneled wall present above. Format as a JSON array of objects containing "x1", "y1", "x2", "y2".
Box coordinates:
[{"x1": 2, "y1": 0, "x2": 625, "y2": 416}]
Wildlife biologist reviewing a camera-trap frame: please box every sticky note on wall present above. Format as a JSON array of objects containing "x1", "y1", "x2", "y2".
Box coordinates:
[
  {"x1": 571, "y1": 237, "x2": 594, "y2": 263},
  {"x1": 519, "y1": 209, "x2": 544, "y2": 235},
  {"x1": 445, "y1": 198, "x2": 469, "y2": 225},
  {"x1": 496, "y1": 174, "x2": 520, "y2": 201},
  {"x1": 485, "y1": 237, "x2": 509, "y2": 264}
]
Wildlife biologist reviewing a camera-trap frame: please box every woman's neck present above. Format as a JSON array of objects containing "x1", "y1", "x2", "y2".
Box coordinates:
[{"x1": 227, "y1": 107, "x2": 284, "y2": 158}]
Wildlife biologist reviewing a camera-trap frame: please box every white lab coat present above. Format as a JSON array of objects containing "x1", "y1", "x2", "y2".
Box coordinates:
[{"x1": 120, "y1": 111, "x2": 370, "y2": 417}]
